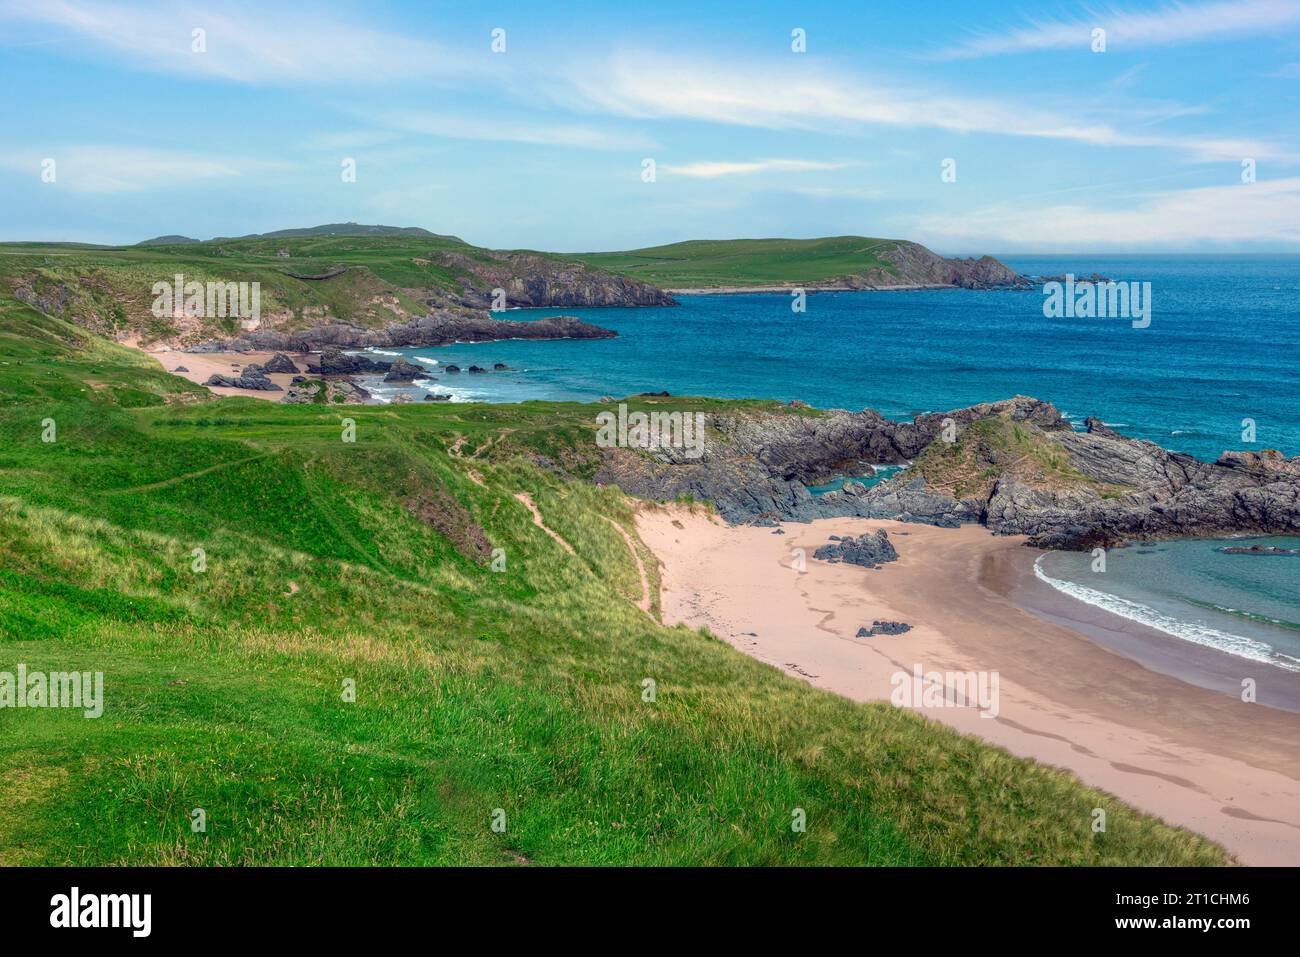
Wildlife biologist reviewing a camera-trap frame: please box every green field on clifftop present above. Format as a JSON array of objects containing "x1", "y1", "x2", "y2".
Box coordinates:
[{"x1": 570, "y1": 236, "x2": 906, "y2": 287}]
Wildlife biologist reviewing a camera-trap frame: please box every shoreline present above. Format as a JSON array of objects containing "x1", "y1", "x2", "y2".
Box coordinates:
[
  {"x1": 636, "y1": 508, "x2": 1300, "y2": 865},
  {"x1": 1015, "y1": 557, "x2": 1300, "y2": 710}
]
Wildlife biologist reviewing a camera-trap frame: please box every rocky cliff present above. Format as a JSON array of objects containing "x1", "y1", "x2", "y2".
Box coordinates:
[
  {"x1": 837, "y1": 242, "x2": 1031, "y2": 290},
  {"x1": 434, "y1": 250, "x2": 677, "y2": 308}
]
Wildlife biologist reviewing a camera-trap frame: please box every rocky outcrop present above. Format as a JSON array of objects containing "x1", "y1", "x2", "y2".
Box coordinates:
[
  {"x1": 383, "y1": 357, "x2": 426, "y2": 381},
  {"x1": 204, "y1": 364, "x2": 282, "y2": 391},
  {"x1": 814, "y1": 530, "x2": 899, "y2": 568},
  {"x1": 189, "y1": 312, "x2": 617, "y2": 353},
  {"x1": 310, "y1": 349, "x2": 391, "y2": 375},
  {"x1": 1217, "y1": 544, "x2": 1300, "y2": 556},
  {"x1": 591, "y1": 396, "x2": 1300, "y2": 548},
  {"x1": 856, "y1": 621, "x2": 912, "y2": 637},
  {"x1": 880, "y1": 242, "x2": 1031, "y2": 289},
  {"x1": 593, "y1": 396, "x2": 1048, "y2": 525},
  {"x1": 262, "y1": 352, "x2": 299, "y2": 374},
  {"x1": 436, "y1": 250, "x2": 677, "y2": 308},
  {"x1": 815, "y1": 242, "x2": 1032, "y2": 291}
]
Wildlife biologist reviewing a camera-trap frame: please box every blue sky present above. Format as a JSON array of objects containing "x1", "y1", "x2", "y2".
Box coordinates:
[{"x1": 2, "y1": 0, "x2": 1299, "y2": 252}]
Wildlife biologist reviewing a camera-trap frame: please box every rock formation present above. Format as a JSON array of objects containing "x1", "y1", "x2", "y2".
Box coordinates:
[
  {"x1": 383, "y1": 357, "x2": 426, "y2": 381},
  {"x1": 203, "y1": 364, "x2": 281, "y2": 391},
  {"x1": 814, "y1": 530, "x2": 899, "y2": 567},
  {"x1": 262, "y1": 352, "x2": 299, "y2": 374},
  {"x1": 592, "y1": 396, "x2": 1300, "y2": 549},
  {"x1": 189, "y1": 313, "x2": 617, "y2": 354}
]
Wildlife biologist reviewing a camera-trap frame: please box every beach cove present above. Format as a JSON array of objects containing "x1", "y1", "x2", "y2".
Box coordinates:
[{"x1": 637, "y1": 507, "x2": 1300, "y2": 866}]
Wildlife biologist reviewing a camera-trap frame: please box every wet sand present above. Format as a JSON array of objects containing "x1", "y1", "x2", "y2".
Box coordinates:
[{"x1": 636, "y1": 507, "x2": 1300, "y2": 865}]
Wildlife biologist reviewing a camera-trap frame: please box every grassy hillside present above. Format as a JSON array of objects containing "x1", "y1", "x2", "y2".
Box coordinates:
[
  {"x1": 570, "y1": 236, "x2": 905, "y2": 287},
  {"x1": 0, "y1": 235, "x2": 511, "y2": 345},
  {"x1": 0, "y1": 293, "x2": 1229, "y2": 866}
]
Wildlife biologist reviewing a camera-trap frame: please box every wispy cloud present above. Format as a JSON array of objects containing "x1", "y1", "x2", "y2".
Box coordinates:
[
  {"x1": 0, "y1": 0, "x2": 469, "y2": 84},
  {"x1": 0, "y1": 146, "x2": 292, "y2": 193},
  {"x1": 787, "y1": 186, "x2": 884, "y2": 201},
  {"x1": 374, "y1": 111, "x2": 654, "y2": 152},
  {"x1": 662, "y1": 159, "x2": 849, "y2": 178},
  {"x1": 562, "y1": 52, "x2": 1292, "y2": 163},
  {"x1": 933, "y1": 0, "x2": 1300, "y2": 60},
  {"x1": 914, "y1": 178, "x2": 1300, "y2": 248}
]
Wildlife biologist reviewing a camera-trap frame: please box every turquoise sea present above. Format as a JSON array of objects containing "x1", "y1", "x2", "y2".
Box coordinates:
[{"x1": 361, "y1": 254, "x2": 1300, "y2": 672}]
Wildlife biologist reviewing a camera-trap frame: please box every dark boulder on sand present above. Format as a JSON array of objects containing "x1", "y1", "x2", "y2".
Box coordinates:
[
  {"x1": 856, "y1": 621, "x2": 912, "y2": 637},
  {"x1": 814, "y1": 530, "x2": 899, "y2": 568},
  {"x1": 263, "y1": 352, "x2": 299, "y2": 374},
  {"x1": 204, "y1": 364, "x2": 282, "y2": 391}
]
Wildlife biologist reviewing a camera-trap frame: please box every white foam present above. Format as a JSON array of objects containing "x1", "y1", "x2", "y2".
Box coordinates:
[
  {"x1": 1033, "y1": 556, "x2": 1300, "y2": 672},
  {"x1": 414, "y1": 356, "x2": 439, "y2": 367},
  {"x1": 367, "y1": 348, "x2": 401, "y2": 356}
]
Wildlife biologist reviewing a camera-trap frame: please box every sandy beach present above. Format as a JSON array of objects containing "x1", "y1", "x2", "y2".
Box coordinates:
[
  {"x1": 636, "y1": 507, "x2": 1300, "y2": 866},
  {"x1": 127, "y1": 340, "x2": 307, "y2": 400}
]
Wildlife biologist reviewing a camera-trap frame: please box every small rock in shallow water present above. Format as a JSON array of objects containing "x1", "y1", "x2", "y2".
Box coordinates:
[{"x1": 383, "y1": 357, "x2": 425, "y2": 381}]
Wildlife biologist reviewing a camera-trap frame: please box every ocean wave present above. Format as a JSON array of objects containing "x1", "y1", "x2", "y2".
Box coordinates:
[
  {"x1": 1193, "y1": 600, "x2": 1300, "y2": 634},
  {"x1": 414, "y1": 356, "x2": 439, "y2": 366},
  {"x1": 1033, "y1": 556, "x2": 1300, "y2": 672},
  {"x1": 366, "y1": 348, "x2": 402, "y2": 356}
]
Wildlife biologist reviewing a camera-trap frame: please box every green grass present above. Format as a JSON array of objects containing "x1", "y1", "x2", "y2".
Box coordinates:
[
  {"x1": 568, "y1": 236, "x2": 906, "y2": 287},
  {"x1": 0, "y1": 294, "x2": 1229, "y2": 866},
  {"x1": 0, "y1": 235, "x2": 507, "y2": 346},
  {"x1": 915, "y1": 416, "x2": 1132, "y2": 500}
]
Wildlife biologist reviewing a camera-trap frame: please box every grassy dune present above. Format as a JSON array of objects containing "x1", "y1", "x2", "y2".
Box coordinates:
[
  {"x1": 570, "y1": 236, "x2": 905, "y2": 287},
  {"x1": 0, "y1": 295, "x2": 1230, "y2": 866}
]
